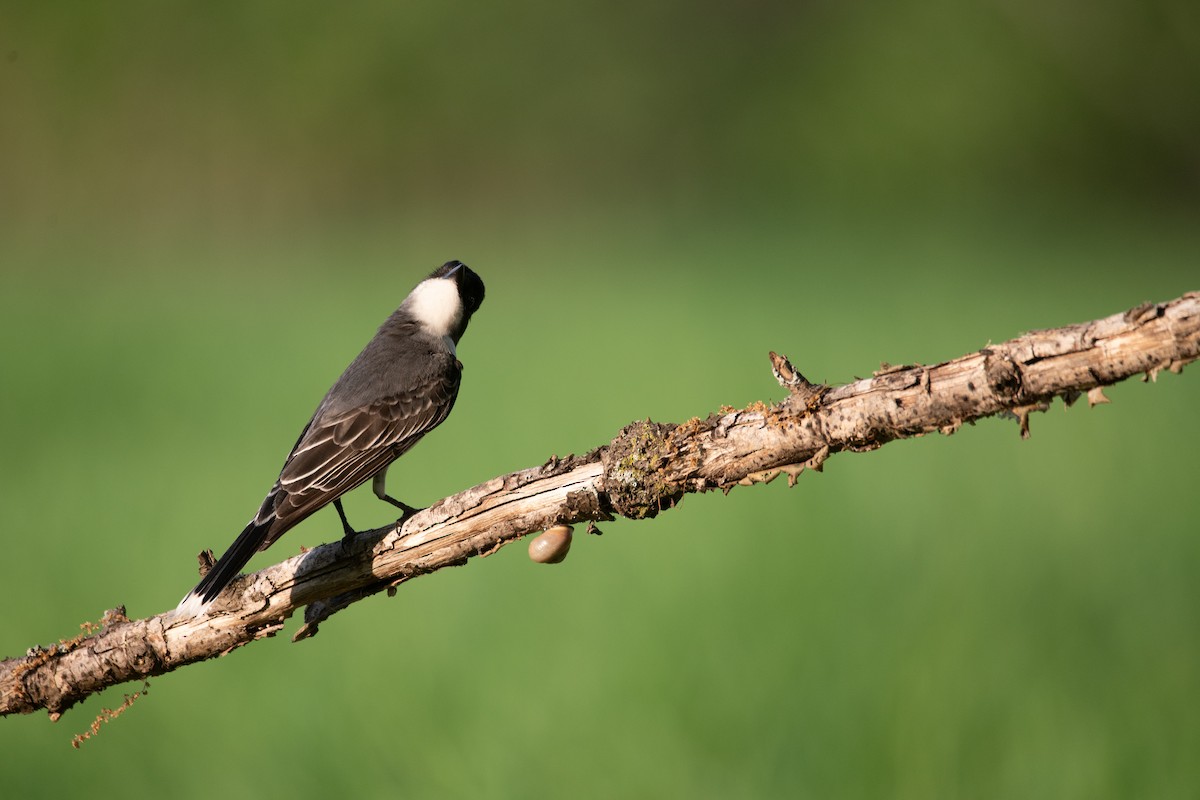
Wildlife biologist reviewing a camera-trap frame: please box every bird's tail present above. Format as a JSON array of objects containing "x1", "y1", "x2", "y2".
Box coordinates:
[{"x1": 176, "y1": 518, "x2": 274, "y2": 616}]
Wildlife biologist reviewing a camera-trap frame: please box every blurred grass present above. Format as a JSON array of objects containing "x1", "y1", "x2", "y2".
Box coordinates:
[
  {"x1": 1, "y1": 217, "x2": 1197, "y2": 799},
  {"x1": 2, "y1": 1, "x2": 1199, "y2": 797}
]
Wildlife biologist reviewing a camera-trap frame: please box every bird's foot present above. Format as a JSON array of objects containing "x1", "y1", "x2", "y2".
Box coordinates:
[
  {"x1": 380, "y1": 494, "x2": 423, "y2": 528},
  {"x1": 395, "y1": 504, "x2": 425, "y2": 530}
]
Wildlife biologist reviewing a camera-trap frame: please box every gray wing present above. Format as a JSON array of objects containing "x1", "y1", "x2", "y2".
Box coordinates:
[{"x1": 256, "y1": 367, "x2": 461, "y2": 546}]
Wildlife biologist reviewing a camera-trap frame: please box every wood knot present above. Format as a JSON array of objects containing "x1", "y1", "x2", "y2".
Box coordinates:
[
  {"x1": 983, "y1": 349, "x2": 1024, "y2": 403},
  {"x1": 600, "y1": 419, "x2": 683, "y2": 520}
]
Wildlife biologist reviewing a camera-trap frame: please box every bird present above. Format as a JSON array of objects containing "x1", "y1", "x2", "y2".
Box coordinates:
[{"x1": 176, "y1": 260, "x2": 485, "y2": 615}]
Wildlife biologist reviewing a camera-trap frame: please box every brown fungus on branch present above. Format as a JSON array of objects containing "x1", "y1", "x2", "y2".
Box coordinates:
[{"x1": 528, "y1": 526, "x2": 573, "y2": 564}]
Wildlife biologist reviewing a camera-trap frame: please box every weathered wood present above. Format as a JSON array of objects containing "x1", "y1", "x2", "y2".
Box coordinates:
[{"x1": 2, "y1": 292, "x2": 1196, "y2": 719}]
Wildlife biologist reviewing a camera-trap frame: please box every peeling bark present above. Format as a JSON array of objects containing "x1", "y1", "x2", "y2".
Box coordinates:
[{"x1": 2, "y1": 292, "x2": 1197, "y2": 719}]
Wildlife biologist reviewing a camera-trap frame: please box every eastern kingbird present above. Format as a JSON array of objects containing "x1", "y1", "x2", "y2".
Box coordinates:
[{"x1": 177, "y1": 260, "x2": 485, "y2": 614}]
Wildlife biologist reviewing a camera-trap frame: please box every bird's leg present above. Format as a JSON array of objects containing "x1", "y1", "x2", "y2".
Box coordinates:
[
  {"x1": 373, "y1": 470, "x2": 423, "y2": 523},
  {"x1": 332, "y1": 498, "x2": 358, "y2": 540}
]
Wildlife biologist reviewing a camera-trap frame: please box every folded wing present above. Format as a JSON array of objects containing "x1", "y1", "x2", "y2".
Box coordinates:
[{"x1": 257, "y1": 367, "x2": 461, "y2": 547}]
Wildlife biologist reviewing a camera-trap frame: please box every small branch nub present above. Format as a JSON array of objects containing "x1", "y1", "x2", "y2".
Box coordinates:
[{"x1": 769, "y1": 351, "x2": 827, "y2": 408}]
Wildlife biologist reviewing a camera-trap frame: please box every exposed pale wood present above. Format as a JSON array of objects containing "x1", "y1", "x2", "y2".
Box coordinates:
[{"x1": 2, "y1": 292, "x2": 1197, "y2": 719}]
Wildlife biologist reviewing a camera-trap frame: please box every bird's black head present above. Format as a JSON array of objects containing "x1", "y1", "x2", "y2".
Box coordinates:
[
  {"x1": 412, "y1": 260, "x2": 485, "y2": 343},
  {"x1": 434, "y1": 260, "x2": 486, "y2": 318}
]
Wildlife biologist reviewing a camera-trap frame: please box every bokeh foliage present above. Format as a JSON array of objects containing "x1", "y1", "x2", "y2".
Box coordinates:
[{"x1": 1, "y1": 2, "x2": 1197, "y2": 798}]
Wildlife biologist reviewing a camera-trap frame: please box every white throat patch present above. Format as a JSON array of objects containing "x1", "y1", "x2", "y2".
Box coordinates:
[{"x1": 406, "y1": 278, "x2": 463, "y2": 340}]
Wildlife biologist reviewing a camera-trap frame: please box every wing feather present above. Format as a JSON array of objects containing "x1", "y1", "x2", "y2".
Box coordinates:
[{"x1": 258, "y1": 366, "x2": 460, "y2": 542}]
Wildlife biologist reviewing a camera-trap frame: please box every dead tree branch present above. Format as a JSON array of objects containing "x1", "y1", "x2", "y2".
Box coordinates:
[{"x1": 3, "y1": 292, "x2": 1197, "y2": 719}]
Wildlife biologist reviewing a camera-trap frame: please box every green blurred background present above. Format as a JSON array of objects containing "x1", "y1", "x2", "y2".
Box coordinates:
[{"x1": 2, "y1": 2, "x2": 1198, "y2": 797}]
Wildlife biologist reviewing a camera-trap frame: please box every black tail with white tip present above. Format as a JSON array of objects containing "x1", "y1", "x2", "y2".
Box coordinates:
[{"x1": 176, "y1": 519, "x2": 272, "y2": 616}]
